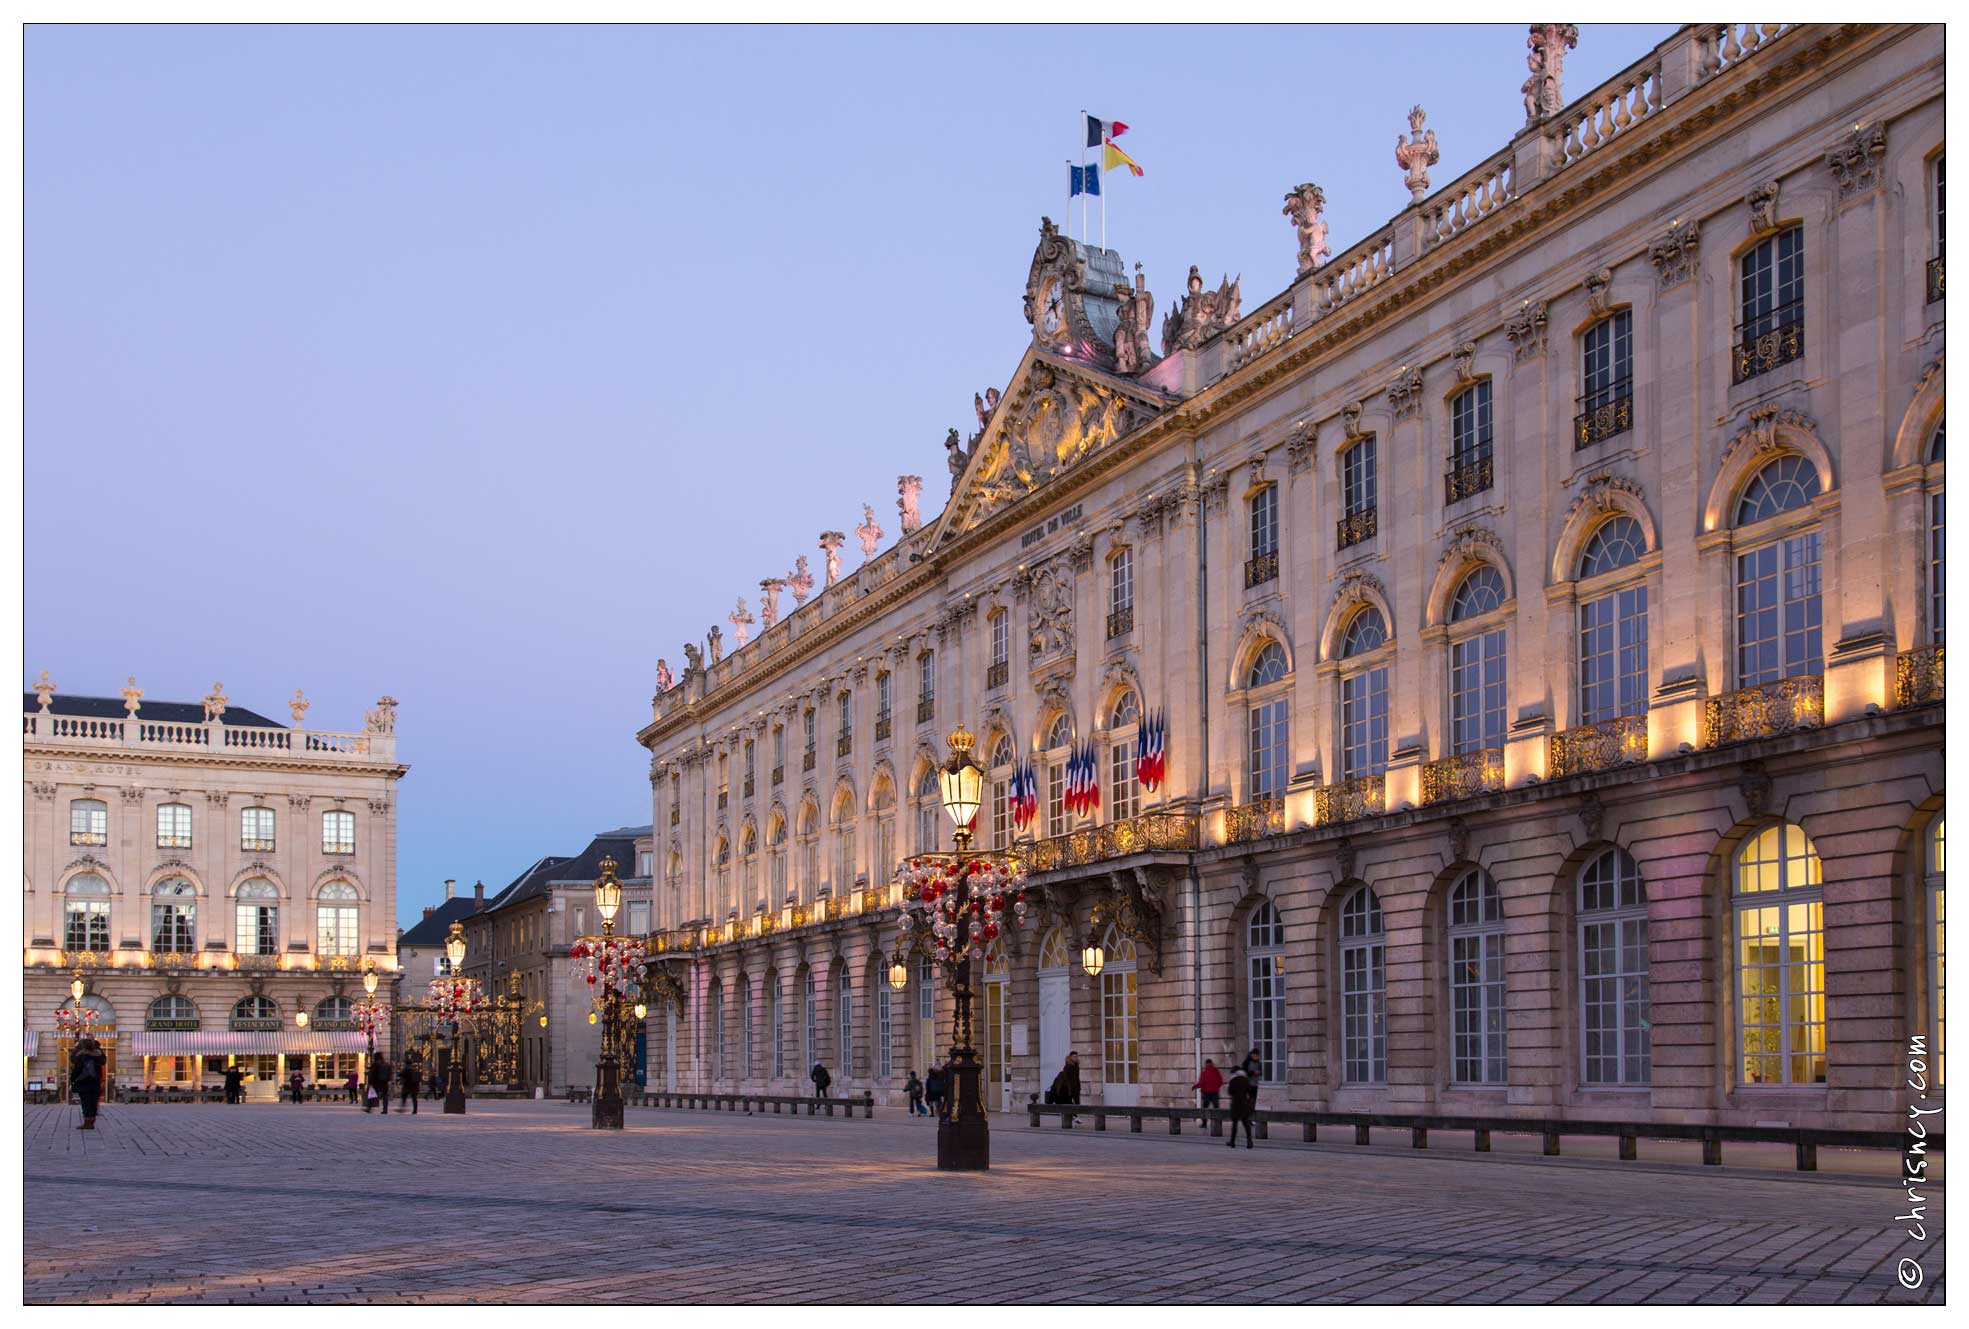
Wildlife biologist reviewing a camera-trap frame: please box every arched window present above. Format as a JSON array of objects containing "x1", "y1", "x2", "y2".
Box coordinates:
[
  {"x1": 151, "y1": 878, "x2": 197, "y2": 953},
  {"x1": 1734, "y1": 455, "x2": 1824, "y2": 687},
  {"x1": 771, "y1": 976, "x2": 786, "y2": 1079},
  {"x1": 1100, "y1": 927, "x2": 1140, "y2": 1098},
  {"x1": 916, "y1": 766, "x2": 942, "y2": 852},
  {"x1": 1448, "y1": 568, "x2": 1507, "y2": 755},
  {"x1": 63, "y1": 873, "x2": 111, "y2": 952},
  {"x1": 713, "y1": 832, "x2": 731, "y2": 913},
  {"x1": 149, "y1": 994, "x2": 197, "y2": 1025},
  {"x1": 739, "y1": 822, "x2": 758, "y2": 906},
  {"x1": 69, "y1": 798, "x2": 107, "y2": 847},
  {"x1": 1929, "y1": 422, "x2": 1945, "y2": 645},
  {"x1": 796, "y1": 801, "x2": 819, "y2": 902},
  {"x1": 1926, "y1": 815, "x2": 1944, "y2": 1087},
  {"x1": 1108, "y1": 691, "x2": 1141, "y2": 821},
  {"x1": 1043, "y1": 714, "x2": 1073, "y2": 836},
  {"x1": 316, "y1": 881, "x2": 359, "y2": 956},
  {"x1": 155, "y1": 801, "x2": 192, "y2": 850},
  {"x1": 739, "y1": 976, "x2": 753, "y2": 1081},
  {"x1": 232, "y1": 994, "x2": 278, "y2": 1024},
  {"x1": 314, "y1": 995, "x2": 353, "y2": 1024},
  {"x1": 1339, "y1": 608, "x2": 1390, "y2": 779},
  {"x1": 234, "y1": 879, "x2": 279, "y2": 956},
  {"x1": 871, "y1": 778, "x2": 896, "y2": 886},
  {"x1": 1733, "y1": 822, "x2": 1825, "y2": 1086},
  {"x1": 988, "y1": 738, "x2": 1015, "y2": 848},
  {"x1": 1247, "y1": 901, "x2": 1286, "y2": 1084},
  {"x1": 767, "y1": 814, "x2": 787, "y2": 901},
  {"x1": 1246, "y1": 642, "x2": 1290, "y2": 798},
  {"x1": 1578, "y1": 848, "x2": 1650, "y2": 1086},
  {"x1": 711, "y1": 983, "x2": 726, "y2": 1081},
  {"x1": 830, "y1": 790, "x2": 857, "y2": 894},
  {"x1": 875, "y1": 961, "x2": 893, "y2": 1080},
  {"x1": 321, "y1": 809, "x2": 355, "y2": 855},
  {"x1": 1447, "y1": 870, "x2": 1508, "y2": 1085},
  {"x1": 803, "y1": 969, "x2": 817, "y2": 1069},
  {"x1": 1578, "y1": 516, "x2": 1650, "y2": 725},
  {"x1": 1339, "y1": 886, "x2": 1386, "y2": 1084},
  {"x1": 981, "y1": 945, "x2": 1011, "y2": 1108},
  {"x1": 836, "y1": 967, "x2": 854, "y2": 1076}
]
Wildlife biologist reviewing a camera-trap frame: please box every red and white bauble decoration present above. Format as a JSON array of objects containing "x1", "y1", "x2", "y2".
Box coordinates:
[
  {"x1": 572, "y1": 934, "x2": 647, "y2": 1004},
  {"x1": 896, "y1": 855, "x2": 1029, "y2": 965},
  {"x1": 428, "y1": 976, "x2": 488, "y2": 1019}
]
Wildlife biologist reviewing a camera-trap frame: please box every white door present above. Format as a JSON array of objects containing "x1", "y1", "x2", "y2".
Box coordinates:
[
  {"x1": 1038, "y1": 969, "x2": 1071, "y2": 1090},
  {"x1": 1100, "y1": 929, "x2": 1142, "y2": 1107},
  {"x1": 983, "y1": 976, "x2": 1013, "y2": 1112}
]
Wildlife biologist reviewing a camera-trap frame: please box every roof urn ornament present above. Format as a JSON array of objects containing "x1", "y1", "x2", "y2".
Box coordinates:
[
  {"x1": 288, "y1": 689, "x2": 309, "y2": 726},
  {"x1": 787, "y1": 555, "x2": 815, "y2": 606},
  {"x1": 121, "y1": 676, "x2": 145, "y2": 717},
  {"x1": 897, "y1": 475, "x2": 924, "y2": 534},
  {"x1": 202, "y1": 681, "x2": 230, "y2": 722},
  {"x1": 1522, "y1": 24, "x2": 1579, "y2": 125},
  {"x1": 759, "y1": 577, "x2": 786, "y2": 627},
  {"x1": 819, "y1": 532, "x2": 845, "y2": 587},
  {"x1": 856, "y1": 504, "x2": 884, "y2": 561},
  {"x1": 727, "y1": 597, "x2": 754, "y2": 647},
  {"x1": 1396, "y1": 105, "x2": 1440, "y2": 203},
  {"x1": 1282, "y1": 182, "x2": 1331, "y2": 273},
  {"x1": 32, "y1": 670, "x2": 56, "y2": 711}
]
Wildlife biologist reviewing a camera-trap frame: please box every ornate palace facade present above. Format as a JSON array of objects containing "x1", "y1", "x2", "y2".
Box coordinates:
[
  {"x1": 637, "y1": 23, "x2": 1945, "y2": 1130},
  {"x1": 23, "y1": 678, "x2": 408, "y2": 1095}
]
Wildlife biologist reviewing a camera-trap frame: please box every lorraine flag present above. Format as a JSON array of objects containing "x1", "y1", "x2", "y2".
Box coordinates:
[{"x1": 1102, "y1": 139, "x2": 1144, "y2": 178}]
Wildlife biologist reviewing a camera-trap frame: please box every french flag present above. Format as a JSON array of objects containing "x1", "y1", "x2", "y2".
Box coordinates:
[
  {"x1": 1136, "y1": 709, "x2": 1166, "y2": 793},
  {"x1": 1011, "y1": 758, "x2": 1039, "y2": 829}
]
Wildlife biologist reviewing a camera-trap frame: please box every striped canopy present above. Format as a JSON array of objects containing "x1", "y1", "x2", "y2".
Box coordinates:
[{"x1": 127, "y1": 1030, "x2": 368, "y2": 1056}]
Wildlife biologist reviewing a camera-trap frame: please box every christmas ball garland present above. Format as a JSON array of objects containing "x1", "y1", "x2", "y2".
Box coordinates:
[{"x1": 897, "y1": 854, "x2": 1030, "y2": 966}]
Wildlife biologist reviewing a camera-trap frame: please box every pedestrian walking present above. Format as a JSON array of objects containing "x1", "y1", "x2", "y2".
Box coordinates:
[
  {"x1": 1192, "y1": 1058, "x2": 1224, "y2": 1111},
  {"x1": 1048, "y1": 1051, "x2": 1082, "y2": 1106},
  {"x1": 224, "y1": 1065, "x2": 245, "y2": 1105},
  {"x1": 288, "y1": 1070, "x2": 305, "y2": 1104},
  {"x1": 399, "y1": 1060, "x2": 421, "y2": 1115},
  {"x1": 809, "y1": 1060, "x2": 831, "y2": 1103},
  {"x1": 1226, "y1": 1067, "x2": 1257, "y2": 1149},
  {"x1": 1240, "y1": 1047, "x2": 1264, "y2": 1107},
  {"x1": 368, "y1": 1056, "x2": 393, "y2": 1115},
  {"x1": 904, "y1": 1071, "x2": 925, "y2": 1116},
  {"x1": 924, "y1": 1065, "x2": 946, "y2": 1117},
  {"x1": 70, "y1": 1037, "x2": 107, "y2": 1130},
  {"x1": 344, "y1": 1070, "x2": 360, "y2": 1105}
]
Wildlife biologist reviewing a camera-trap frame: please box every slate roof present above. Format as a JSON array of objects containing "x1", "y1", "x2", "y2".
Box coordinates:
[
  {"x1": 396, "y1": 895, "x2": 483, "y2": 947},
  {"x1": 484, "y1": 827, "x2": 653, "y2": 915},
  {"x1": 25, "y1": 692, "x2": 288, "y2": 729}
]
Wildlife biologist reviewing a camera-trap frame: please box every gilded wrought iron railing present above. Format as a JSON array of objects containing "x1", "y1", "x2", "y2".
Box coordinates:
[
  {"x1": 1337, "y1": 507, "x2": 1376, "y2": 550},
  {"x1": 986, "y1": 661, "x2": 1009, "y2": 690},
  {"x1": 836, "y1": 733, "x2": 853, "y2": 757},
  {"x1": 1732, "y1": 305, "x2": 1804, "y2": 384},
  {"x1": 1927, "y1": 256, "x2": 1944, "y2": 305},
  {"x1": 874, "y1": 717, "x2": 892, "y2": 742},
  {"x1": 1107, "y1": 607, "x2": 1134, "y2": 639},
  {"x1": 1245, "y1": 550, "x2": 1279, "y2": 588},
  {"x1": 1224, "y1": 797, "x2": 1286, "y2": 845},
  {"x1": 917, "y1": 698, "x2": 936, "y2": 724},
  {"x1": 1897, "y1": 644, "x2": 1944, "y2": 708},
  {"x1": 1313, "y1": 775, "x2": 1384, "y2": 826},
  {"x1": 1444, "y1": 454, "x2": 1493, "y2": 504},
  {"x1": 1421, "y1": 748, "x2": 1504, "y2": 805},
  {"x1": 1549, "y1": 715, "x2": 1648, "y2": 778},
  {"x1": 1702, "y1": 675, "x2": 1824, "y2": 746},
  {"x1": 1003, "y1": 810, "x2": 1201, "y2": 874},
  {"x1": 1574, "y1": 389, "x2": 1633, "y2": 449}
]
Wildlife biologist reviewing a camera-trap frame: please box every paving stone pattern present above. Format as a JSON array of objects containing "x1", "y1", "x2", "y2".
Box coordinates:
[{"x1": 22, "y1": 1100, "x2": 1944, "y2": 1304}]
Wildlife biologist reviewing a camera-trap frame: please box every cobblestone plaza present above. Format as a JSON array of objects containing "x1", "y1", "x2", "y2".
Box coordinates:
[{"x1": 21, "y1": 1100, "x2": 1943, "y2": 1304}]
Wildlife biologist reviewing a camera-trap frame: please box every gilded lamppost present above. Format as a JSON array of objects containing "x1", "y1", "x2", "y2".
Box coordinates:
[
  {"x1": 354, "y1": 958, "x2": 384, "y2": 1058},
  {"x1": 431, "y1": 921, "x2": 482, "y2": 1115},
  {"x1": 895, "y1": 725, "x2": 1025, "y2": 1172},
  {"x1": 576, "y1": 856, "x2": 644, "y2": 1130}
]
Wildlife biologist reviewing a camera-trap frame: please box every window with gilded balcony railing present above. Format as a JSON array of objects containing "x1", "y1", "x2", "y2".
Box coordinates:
[
  {"x1": 771, "y1": 764, "x2": 784, "y2": 787},
  {"x1": 916, "y1": 697, "x2": 935, "y2": 724},
  {"x1": 1247, "y1": 484, "x2": 1278, "y2": 587},
  {"x1": 1575, "y1": 310, "x2": 1633, "y2": 449},
  {"x1": 986, "y1": 660, "x2": 1009, "y2": 691},
  {"x1": 1734, "y1": 227, "x2": 1804, "y2": 383},
  {"x1": 1109, "y1": 545, "x2": 1134, "y2": 633},
  {"x1": 874, "y1": 717, "x2": 892, "y2": 742},
  {"x1": 836, "y1": 733, "x2": 853, "y2": 757},
  {"x1": 1447, "y1": 381, "x2": 1493, "y2": 503},
  {"x1": 1244, "y1": 549, "x2": 1279, "y2": 588},
  {"x1": 1897, "y1": 644, "x2": 1945, "y2": 709},
  {"x1": 1107, "y1": 607, "x2": 1134, "y2": 639},
  {"x1": 1927, "y1": 154, "x2": 1944, "y2": 303},
  {"x1": 1339, "y1": 436, "x2": 1376, "y2": 549}
]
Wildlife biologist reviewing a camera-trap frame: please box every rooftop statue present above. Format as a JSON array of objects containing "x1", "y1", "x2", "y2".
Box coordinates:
[
  {"x1": 656, "y1": 658, "x2": 675, "y2": 692},
  {"x1": 897, "y1": 475, "x2": 924, "y2": 534},
  {"x1": 707, "y1": 625, "x2": 724, "y2": 665},
  {"x1": 1523, "y1": 24, "x2": 1580, "y2": 125},
  {"x1": 1283, "y1": 182, "x2": 1332, "y2": 273},
  {"x1": 819, "y1": 532, "x2": 845, "y2": 586},
  {"x1": 944, "y1": 427, "x2": 971, "y2": 492},
  {"x1": 1160, "y1": 265, "x2": 1242, "y2": 354},
  {"x1": 1112, "y1": 264, "x2": 1156, "y2": 375},
  {"x1": 856, "y1": 504, "x2": 884, "y2": 560},
  {"x1": 728, "y1": 597, "x2": 754, "y2": 647},
  {"x1": 759, "y1": 577, "x2": 786, "y2": 627}
]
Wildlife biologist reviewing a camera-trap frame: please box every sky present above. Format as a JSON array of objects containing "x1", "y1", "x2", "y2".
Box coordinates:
[{"x1": 25, "y1": 22, "x2": 1677, "y2": 927}]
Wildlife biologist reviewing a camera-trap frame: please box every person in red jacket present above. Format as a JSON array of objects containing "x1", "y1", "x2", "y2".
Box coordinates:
[{"x1": 1191, "y1": 1058, "x2": 1224, "y2": 1110}]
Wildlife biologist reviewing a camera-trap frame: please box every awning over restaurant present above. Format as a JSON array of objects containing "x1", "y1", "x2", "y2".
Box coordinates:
[
  {"x1": 24, "y1": 1030, "x2": 38, "y2": 1057},
  {"x1": 126, "y1": 1030, "x2": 369, "y2": 1057}
]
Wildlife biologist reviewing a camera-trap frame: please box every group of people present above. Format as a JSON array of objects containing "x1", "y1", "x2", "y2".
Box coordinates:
[
  {"x1": 1193, "y1": 1047, "x2": 1265, "y2": 1148},
  {"x1": 901, "y1": 1066, "x2": 948, "y2": 1116}
]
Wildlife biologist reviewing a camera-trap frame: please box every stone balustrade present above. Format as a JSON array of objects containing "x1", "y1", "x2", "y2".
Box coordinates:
[
  {"x1": 1224, "y1": 291, "x2": 1295, "y2": 371},
  {"x1": 1702, "y1": 23, "x2": 1793, "y2": 77},
  {"x1": 24, "y1": 707, "x2": 385, "y2": 762},
  {"x1": 1548, "y1": 716, "x2": 1648, "y2": 779},
  {"x1": 1551, "y1": 60, "x2": 1662, "y2": 168},
  {"x1": 1426, "y1": 148, "x2": 1514, "y2": 248},
  {"x1": 1703, "y1": 676, "x2": 1825, "y2": 747},
  {"x1": 1315, "y1": 229, "x2": 1395, "y2": 314}
]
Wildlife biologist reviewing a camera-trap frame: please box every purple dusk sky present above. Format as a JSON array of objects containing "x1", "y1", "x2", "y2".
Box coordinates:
[{"x1": 26, "y1": 23, "x2": 1675, "y2": 928}]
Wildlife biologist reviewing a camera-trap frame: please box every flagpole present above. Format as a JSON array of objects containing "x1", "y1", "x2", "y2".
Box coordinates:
[{"x1": 1078, "y1": 108, "x2": 1088, "y2": 245}]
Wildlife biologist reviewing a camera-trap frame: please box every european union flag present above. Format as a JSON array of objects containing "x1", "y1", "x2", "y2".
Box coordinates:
[{"x1": 1069, "y1": 163, "x2": 1101, "y2": 197}]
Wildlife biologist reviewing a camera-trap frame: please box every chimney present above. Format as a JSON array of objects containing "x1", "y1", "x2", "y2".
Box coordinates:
[
  {"x1": 474, "y1": 879, "x2": 485, "y2": 909},
  {"x1": 444, "y1": 878, "x2": 456, "y2": 900},
  {"x1": 423, "y1": 906, "x2": 435, "y2": 919}
]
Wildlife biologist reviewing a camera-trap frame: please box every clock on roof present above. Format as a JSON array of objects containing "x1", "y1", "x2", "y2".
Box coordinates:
[{"x1": 1021, "y1": 217, "x2": 1128, "y2": 365}]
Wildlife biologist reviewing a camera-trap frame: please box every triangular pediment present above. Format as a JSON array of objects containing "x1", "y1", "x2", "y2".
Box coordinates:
[{"x1": 929, "y1": 347, "x2": 1172, "y2": 549}]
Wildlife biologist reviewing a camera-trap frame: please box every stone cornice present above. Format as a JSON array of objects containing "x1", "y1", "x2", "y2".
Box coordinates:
[{"x1": 22, "y1": 742, "x2": 408, "y2": 782}]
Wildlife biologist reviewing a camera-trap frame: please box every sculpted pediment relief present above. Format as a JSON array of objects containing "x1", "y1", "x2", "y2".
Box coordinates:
[{"x1": 935, "y1": 348, "x2": 1167, "y2": 542}]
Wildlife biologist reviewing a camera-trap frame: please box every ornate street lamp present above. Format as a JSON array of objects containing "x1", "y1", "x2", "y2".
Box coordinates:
[
  {"x1": 439, "y1": 921, "x2": 475, "y2": 1114},
  {"x1": 934, "y1": 725, "x2": 992, "y2": 1171},
  {"x1": 580, "y1": 855, "x2": 644, "y2": 1130},
  {"x1": 887, "y1": 949, "x2": 910, "y2": 992},
  {"x1": 69, "y1": 970, "x2": 85, "y2": 1002},
  {"x1": 1080, "y1": 935, "x2": 1106, "y2": 978}
]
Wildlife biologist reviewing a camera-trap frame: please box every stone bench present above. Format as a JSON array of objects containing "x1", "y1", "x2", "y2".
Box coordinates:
[
  {"x1": 628, "y1": 1089, "x2": 876, "y2": 1119},
  {"x1": 1024, "y1": 1103, "x2": 1935, "y2": 1171}
]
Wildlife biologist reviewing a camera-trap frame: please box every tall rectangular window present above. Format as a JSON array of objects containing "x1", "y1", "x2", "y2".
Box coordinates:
[
  {"x1": 1450, "y1": 381, "x2": 1493, "y2": 467},
  {"x1": 1247, "y1": 698, "x2": 1288, "y2": 797},
  {"x1": 1579, "y1": 587, "x2": 1649, "y2": 723},
  {"x1": 837, "y1": 971, "x2": 853, "y2": 1075},
  {"x1": 1109, "y1": 741, "x2": 1139, "y2": 820},
  {"x1": 1737, "y1": 225, "x2": 1805, "y2": 380},
  {"x1": 1340, "y1": 889, "x2": 1386, "y2": 1084},
  {"x1": 1735, "y1": 533, "x2": 1823, "y2": 686},
  {"x1": 803, "y1": 710, "x2": 816, "y2": 758},
  {"x1": 235, "y1": 901, "x2": 279, "y2": 955},
  {"x1": 1109, "y1": 547, "x2": 1134, "y2": 638},
  {"x1": 1249, "y1": 485, "x2": 1278, "y2": 557},
  {"x1": 876, "y1": 673, "x2": 892, "y2": 724},
  {"x1": 241, "y1": 806, "x2": 275, "y2": 851},
  {"x1": 1340, "y1": 666, "x2": 1389, "y2": 778},
  {"x1": 1450, "y1": 630, "x2": 1507, "y2": 753},
  {"x1": 877, "y1": 981, "x2": 892, "y2": 1079},
  {"x1": 156, "y1": 802, "x2": 192, "y2": 850},
  {"x1": 1578, "y1": 311, "x2": 1634, "y2": 446},
  {"x1": 322, "y1": 810, "x2": 355, "y2": 854},
  {"x1": 69, "y1": 799, "x2": 107, "y2": 847},
  {"x1": 773, "y1": 985, "x2": 785, "y2": 1079},
  {"x1": 1339, "y1": 438, "x2": 1377, "y2": 548},
  {"x1": 1933, "y1": 489, "x2": 1946, "y2": 645},
  {"x1": 918, "y1": 652, "x2": 935, "y2": 707},
  {"x1": 1047, "y1": 761, "x2": 1066, "y2": 836},
  {"x1": 990, "y1": 613, "x2": 1008, "y2": 667},
  {"x1": 804, "y1": 971, "x2": 817, "y2": 1070}
]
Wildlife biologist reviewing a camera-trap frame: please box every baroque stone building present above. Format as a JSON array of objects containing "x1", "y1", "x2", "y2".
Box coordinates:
[
  {"x1": 23, "y1": 678, "x2": 407, "y2": 1096},
  {"x1": 636, "y1": 23, "x2": 1945, "y2": 1130}
]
